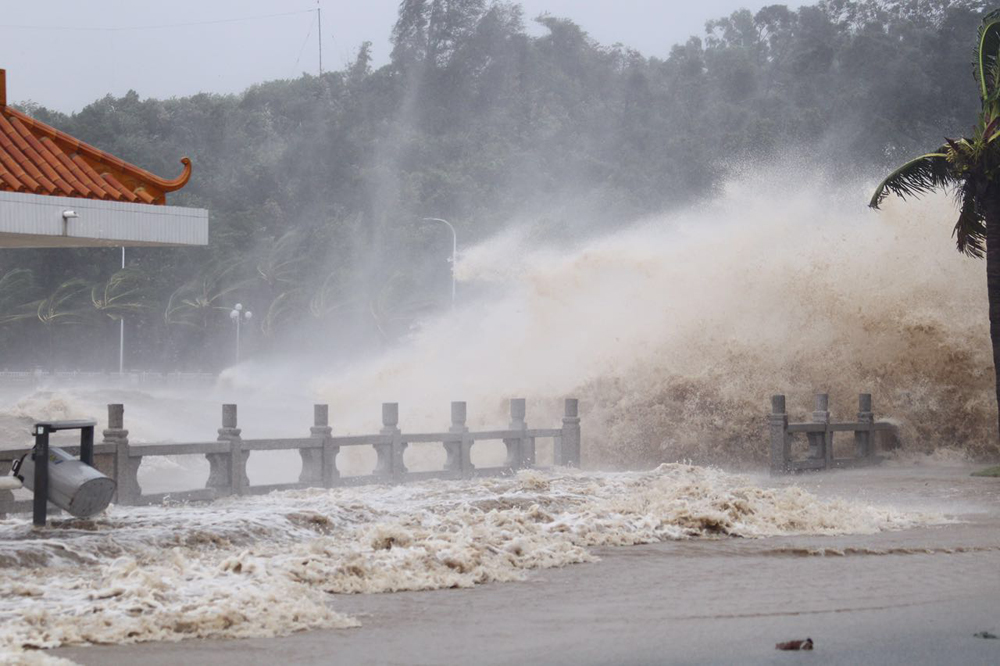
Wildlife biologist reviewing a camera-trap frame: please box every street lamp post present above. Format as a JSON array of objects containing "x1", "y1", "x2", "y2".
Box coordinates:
[
  {"x1": 229, "y1": 303, "x2": 252, "y2": 364},
  {"x1": 422, "y1": 217, "x2": 457, "y2": 309},
  {"x1": 118, "y1": 246, "x2": 124, "y2": 375}
]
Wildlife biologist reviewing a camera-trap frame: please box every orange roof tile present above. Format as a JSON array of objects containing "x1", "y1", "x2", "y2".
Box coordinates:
[{"x1": 0, "y1": 69, "x2": 191, "y2": 205}]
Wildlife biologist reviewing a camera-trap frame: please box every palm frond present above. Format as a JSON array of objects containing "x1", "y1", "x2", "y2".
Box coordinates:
[
  {"x1": 869, "y1": 152, "x2": 954, "y2": 209},
  {"x1": 0, "y1": 269, "x2": 36, "y2": 325},
  {"x1": 953, "y1": 182, "x2": 987, "y2": 258},
  {"x1": 974, "y1": 9, "x2": 1000, "y2": 101},
  {"x1": 34, "y1": 279, "x2": 91, "y2": 327},
  {"x1": 90, "y1": 268, "x2": 146, "y2": 321},
  {"x1": 164, "y1": 258, "x2": 253, "y2": 327}
]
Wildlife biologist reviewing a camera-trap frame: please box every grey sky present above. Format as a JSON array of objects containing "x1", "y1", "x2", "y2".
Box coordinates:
[{"x1": 1, "y1": 1, "x2": 804, "y2": 112}]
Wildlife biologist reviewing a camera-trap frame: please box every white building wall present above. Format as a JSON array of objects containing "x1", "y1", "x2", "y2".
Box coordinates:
[{"x1": 0, "y1": 190, "x2": 208, "y2": 247}]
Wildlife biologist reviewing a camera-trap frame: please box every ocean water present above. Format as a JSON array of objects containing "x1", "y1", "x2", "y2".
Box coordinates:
[{"x1": 0, "y1": 464, "x2": 941, "y2": 662}]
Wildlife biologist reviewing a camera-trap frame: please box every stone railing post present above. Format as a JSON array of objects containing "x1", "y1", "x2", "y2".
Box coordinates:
[
  {"x1": 314, "y1": 404, "x2": 340, "y2": 486},
  {"x1": 375, "y1": 403, "x2": 405, "y2": 479},
  {"x1": 504, "y1": 398, "x2": 531, "y2": 469},
  {"x1": 299, "y1": 404, "x2": 331, "y2": 486},
  {"x1": 445, "y1": 401, "x2": 469, "y2": 473},
  {"x1": 0, "y1": 487, "x2": 11, "y2": 517},
  {"x1": 807, "y1": 393, "x2": 830, "y2": 465},
  {"x1": 104, "y1": 403, "x2": 140, "y2": 504},
  {"x1": 769, "y1": 395, "x2": 789, "y2": 475},
  {"x1": 558, "y1": 398, "x2": 581, "y2": 467},
  {"x1": 0, "y1": 480, "x2": 12, "y2": 516},
  {"x1": 207, "y1": 404, "x2": 246, "y2": 495},
  {"x1": 855, "y1": 393, "x2": 874, "y2": 459}
]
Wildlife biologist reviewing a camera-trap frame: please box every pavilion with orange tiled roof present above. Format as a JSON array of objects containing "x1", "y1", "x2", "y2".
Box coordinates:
[{"x1": 0, "y1": 69, "x2": 206, "y2": 248}]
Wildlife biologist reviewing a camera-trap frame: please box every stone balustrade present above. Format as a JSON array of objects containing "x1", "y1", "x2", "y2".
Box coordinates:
[
  {"x1": 0, "y1": 398, "x2": 581, "y2": 513},
  {"x1": 769, "y1": 392, "x2": 899, "y2": 474}
]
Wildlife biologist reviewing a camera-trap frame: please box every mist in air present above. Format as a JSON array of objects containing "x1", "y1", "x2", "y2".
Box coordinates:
[{"x1": 3, "y1": 1, "x2": 1000, "y2": 661}]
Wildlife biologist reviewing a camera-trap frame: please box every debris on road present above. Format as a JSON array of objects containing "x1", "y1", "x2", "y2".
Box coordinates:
[{"x1": 776, "y1": 638, "x2": 814, "y2": 651}]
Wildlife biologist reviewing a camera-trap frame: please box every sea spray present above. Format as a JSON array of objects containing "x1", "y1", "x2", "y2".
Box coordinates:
[
  {"x1": 0, "y1": 171, "x2": 992, "y2": 473},
  {"x1": 310, "y1": 168, "x2": 999, "y2": 466}
]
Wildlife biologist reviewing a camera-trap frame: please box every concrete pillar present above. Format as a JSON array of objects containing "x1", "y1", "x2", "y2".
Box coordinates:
[
  {"x1": 92, "y1": 405, "x2": 117, "y2": 479},
  {"x1": 0, "y1": 484, "x2": 12, "y2": 517},
  {"x1": 207, "y1": 404, "x2": 246, "y2": 494},
  {"x1": 104, "y1": 403, "x2": 140, "y2": 504},
  {"x1": 300, "y1": 404, "x2": 333, "y2": 485},
  {"x1": 807, "y1": 393, "x2": 830, "y2": 462},
  {"x1": 317, "y1": 404, "x2": 340, "y2": 486},
  {"x1": 558, "y1": 398, "x2": 581, "y2": 467},
  {"x1": 445, "y1": 401, "x2": 469, "y2": 473},
  {"x1": 855, "y1": 393, "x2": 874, "y2": 459},
  {"x1": 504, "y1": 398, "x2": 530, "y2": 469},
  {"x1": 375, "y1": 403, "x2": 405, "y2": 478},
  {"x1": 769, "y1": 395, "x2": 789, "y2": 475}
]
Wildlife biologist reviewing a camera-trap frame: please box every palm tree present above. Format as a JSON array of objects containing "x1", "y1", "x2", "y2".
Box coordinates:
[
  {"x1": 0, "y1": 269, "x2": 37, "y2": 325},
  {"x1": 870, "y1": 10, "x2": 1000, "y2": 438},
  {"x1": 33, "y1": 278, "x2": 92, "y2": 368},
  {"x1": 165, "y1": 258, "x2": 248, "y2": 329},
  {"x1": 90, "y1": 268, "x2": 146, "y2": 322}
]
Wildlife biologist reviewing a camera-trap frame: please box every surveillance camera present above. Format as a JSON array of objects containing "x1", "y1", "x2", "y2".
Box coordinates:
[{"x1": 62, "y1": 210, "x2": 78, "y2": 219}]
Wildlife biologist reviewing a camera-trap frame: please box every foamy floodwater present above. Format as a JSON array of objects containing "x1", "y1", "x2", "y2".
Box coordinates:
[{"x1": 0, "y1": 464, "x2": 938, "y2": 661}]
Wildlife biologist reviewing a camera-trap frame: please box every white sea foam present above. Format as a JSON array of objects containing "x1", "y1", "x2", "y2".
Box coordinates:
[{"x1": 0, "y1": 465, "x2": 938, "y2": 659}]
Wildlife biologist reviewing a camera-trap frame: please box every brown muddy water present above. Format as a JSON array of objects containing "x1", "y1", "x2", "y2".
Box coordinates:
[{"x1": 0, "y1": 462, "x2": 989, "y2": 665}]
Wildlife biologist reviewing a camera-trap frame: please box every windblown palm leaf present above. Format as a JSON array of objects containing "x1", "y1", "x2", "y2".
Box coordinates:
[
  {"x1": 308, "y1": 270, "x2": 363, "y2": 320},
  {"x1": 868, "y1": 151, "x2": 954, "y2": 209},
  {"x1": 165, "y1": 258, "x2": 250, "y2": 328},
  {"x1": 34, "y1": 279, "x2": 91, "y2": 328},
  {"x1": 259, "y1": 290, "x2": 304, "y2": 338},
  {"x1": 255, "y1": 230, "x2": 307, "y2": 290},
  {"x1": 91, "y1": 268, "x2": 146, "y2": 321},
  {"x1": 954, "y1": 181, "x2": 987, "y2": 258},
  {"x1": 0, "y1": 269, "x2": 37, "y2": 325},
  {"x1": 974, "y1": 9, "x2": 1000, "y2": 101}
]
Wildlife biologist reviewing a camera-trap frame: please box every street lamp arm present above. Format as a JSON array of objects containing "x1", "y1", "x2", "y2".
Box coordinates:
[{"x1": 422, "y1": 217, "x2": 456, "y2": 238}]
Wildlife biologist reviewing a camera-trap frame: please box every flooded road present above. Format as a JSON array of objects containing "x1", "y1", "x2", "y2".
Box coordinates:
[{"x1": 42, "y1": 463, "x2": 1000, "y2": 665}]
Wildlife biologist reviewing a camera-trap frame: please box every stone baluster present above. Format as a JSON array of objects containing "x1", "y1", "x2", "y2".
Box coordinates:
[
  {"x1": 807, "y1": 393, "x2": 830, "y2": 463},
  {"x1": 207, "y1": 404, "x2": 246, "y2": 495},
  {"x1": 504, "y1": 398, "x2": 530, "y2": 469},
  {"x1": 558, "y1": 398, "x2": 581, "y2": 467},
  {"x1": 319, "y1": 405, "x2": 340, "y2": 486},
  {"x1": 769, "y1": 395, "x2": 789, "y2": 475},
  {"x1": 445, "y1": 401, "x2": 468, "y2": 473},
  {"x1": 855, "y1": 393, "x2": 874, "y2": 459},
  {"x1": 104, "y1": 403, "x2": 140, "y2": 504},
  {"x1": 375, "y1": 403, "x2": 405, "y2": 479},
  {"x1": 299, "y1": 404, "x2": 331, "y2": 486}
]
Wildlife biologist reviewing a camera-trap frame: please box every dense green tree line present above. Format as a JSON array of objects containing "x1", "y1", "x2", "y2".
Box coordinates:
[{"x1": 0, "y1": 0, "x2": 990, "y2": 371}]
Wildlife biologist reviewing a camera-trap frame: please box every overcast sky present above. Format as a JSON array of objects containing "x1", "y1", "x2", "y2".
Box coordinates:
[{"x1": 1, "y1": 1, "x2": 805, "y2": 112}]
